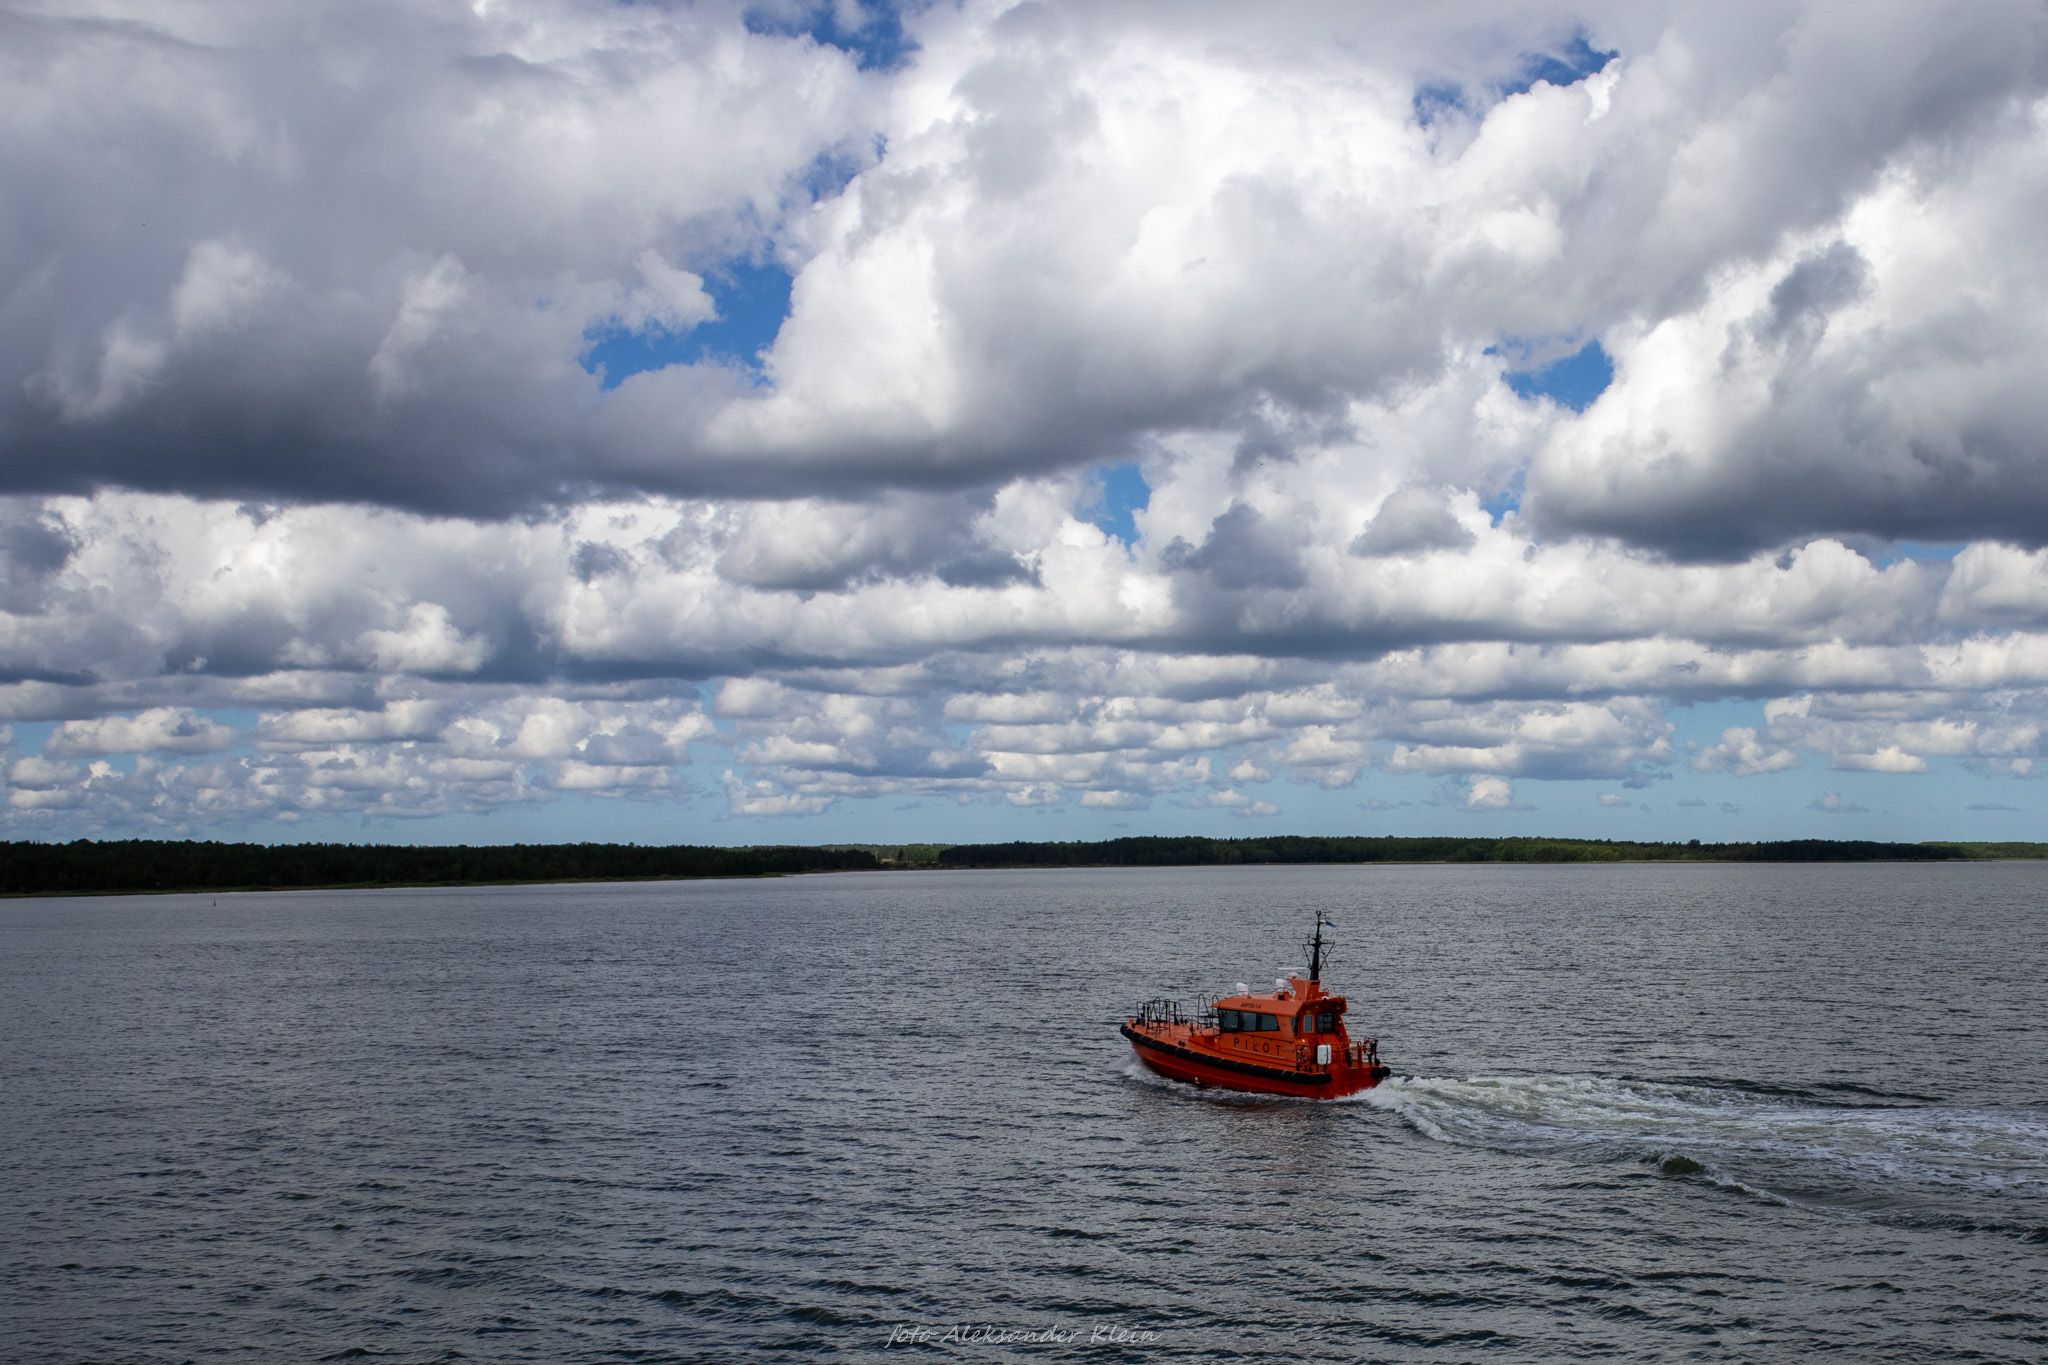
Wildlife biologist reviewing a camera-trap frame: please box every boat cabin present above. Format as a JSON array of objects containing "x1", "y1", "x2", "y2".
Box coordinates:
[
  {"x1": 1122, "y1": 912, "x2": 1387, "y2": 1097},
  {"x1": 1204, "y1": 976, "x2": 1353, "y2": 1058}
]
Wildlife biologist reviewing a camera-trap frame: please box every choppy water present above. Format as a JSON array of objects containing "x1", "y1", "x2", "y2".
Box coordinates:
[{"x1": 3, "y1": 862, "x2": 2045, "y2": 1361}]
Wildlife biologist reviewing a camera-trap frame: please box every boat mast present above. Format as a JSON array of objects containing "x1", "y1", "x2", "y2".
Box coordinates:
[{"x1": 1309, "y1": 911, "x2": 1328, "y2": 983}]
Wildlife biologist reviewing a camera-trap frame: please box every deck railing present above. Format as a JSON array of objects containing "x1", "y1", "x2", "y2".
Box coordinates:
[{"x1": 1133, "y1": 998, "x2": 1187, "y2": 1027}]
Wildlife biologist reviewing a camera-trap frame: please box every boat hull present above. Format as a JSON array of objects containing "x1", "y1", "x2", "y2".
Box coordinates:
[{"x1": 1121, "y1": 1023, "x2": 1387, "y2": 1099}]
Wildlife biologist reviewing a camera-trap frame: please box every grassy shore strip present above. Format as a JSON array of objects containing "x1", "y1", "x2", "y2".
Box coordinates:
[
  {"x1": 5, "y1": 836, "x2": 2042, "y2": 898},
  {"x1": 928, "y1": 835, "x2": 2047, "y2": 868},
  {"x1": 1924, "y1": 842, "x2": 2048, "y2": 860}
]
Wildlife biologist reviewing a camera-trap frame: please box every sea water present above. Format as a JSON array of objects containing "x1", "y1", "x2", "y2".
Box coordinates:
[{"x1": 2, "y1": 862, "x2": 2043, "y2": 1360}]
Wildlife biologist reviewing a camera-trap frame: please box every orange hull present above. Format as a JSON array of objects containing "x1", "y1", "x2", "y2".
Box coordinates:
[{"x1": 1123, "y1": 1021, "x2": 1387, "y2": 1098}]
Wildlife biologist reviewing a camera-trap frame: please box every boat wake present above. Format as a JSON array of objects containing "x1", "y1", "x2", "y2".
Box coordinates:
[{"x1": 1364, "y1": 1074, "x2": 2048, "y2": 1239}]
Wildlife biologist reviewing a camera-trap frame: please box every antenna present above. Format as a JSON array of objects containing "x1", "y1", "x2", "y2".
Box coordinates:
[{"x1": 1306, "y1": 911, "x2": 1335, "y2": 982}]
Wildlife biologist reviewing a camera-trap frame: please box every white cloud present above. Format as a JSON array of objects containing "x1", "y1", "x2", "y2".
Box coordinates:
[
  {"x1": 1529, "y1": 114, "x2": 2048, "y2": 556},
  {"x1": 256, "y1": 701, "x2": 444, "y2": 750},
  {"x1": 1761, "y1": 691, "x2": 2039, "y2": 775},
  {"x1": 1464, "y1": 775, "x2": 1520, "y2": 811},
  {"x1": 1836, "y1": 745, "x2": 1927, "y2": 775},
  {"x1": 1691, "y1": 727, "x2": 1799, "y2": 777},
  {"x1": 44, "y1": 707, "x2": 235, "y2": 757},
  {"x1": 5, "y1": 4, "x2": 2048, "y2": 837},
  {"x1": 1178, "y1": 788, "x2": 1281, "y2": 819},
  {"x1": 359, "y1": 603, "x2": 490, "y2": 675}
]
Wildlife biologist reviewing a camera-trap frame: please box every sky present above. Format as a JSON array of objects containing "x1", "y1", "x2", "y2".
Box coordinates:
[{"x1": 4, "y1": 0, "x2": 2048, "y2": 846}]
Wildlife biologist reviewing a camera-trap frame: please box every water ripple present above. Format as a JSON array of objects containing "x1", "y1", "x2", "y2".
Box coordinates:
[{"x1": 3, "y1": 864, "x2": 2045, "y2": 1361}]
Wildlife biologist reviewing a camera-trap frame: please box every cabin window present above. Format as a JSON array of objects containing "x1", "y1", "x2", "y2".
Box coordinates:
[
  {"x1": 1219, "y1": 1009, "x2": 1241, "y2": 1032},
  {"x1": 1318, "y1": 1010, "x2": 1338, "y2": 1033},
  {"x1": 1255, "y1": 1012, "x2": 1278, "y2": 1032}
]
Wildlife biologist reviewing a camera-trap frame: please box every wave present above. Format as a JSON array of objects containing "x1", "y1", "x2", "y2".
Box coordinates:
[{"x1": 1364, "y1": 1073, "x2": 2048, "y2": 1234}]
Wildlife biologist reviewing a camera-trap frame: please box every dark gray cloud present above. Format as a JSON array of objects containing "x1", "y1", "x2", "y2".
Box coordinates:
[
  {"x1": 1351, "y1": 485, "x2": 1475, "y2": 557},
  {"x1": 0, "y1": 504, "x2": 77, "y2": 614},
  {"x1": 710, "y1": 492, "x2": 1037, "y2": 592},
  {"x1": 1760, "y1": 242, "x2": 1871, "y2": 347},
  {"x1": 572, "y1": 542, "x2": 632, "y2": 584},
  {"x1": 1163, "y1": 503, "x2": 1306, "y2": 590}
]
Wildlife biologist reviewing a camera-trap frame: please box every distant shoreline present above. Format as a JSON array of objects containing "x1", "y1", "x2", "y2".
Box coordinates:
[{"x1": 3, "y1": 835, "x2": 2042, "y2": 899}]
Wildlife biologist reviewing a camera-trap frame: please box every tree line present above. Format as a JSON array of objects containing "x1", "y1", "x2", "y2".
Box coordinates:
[
  {"x1": 931, "y1": 835, "x2": 1973, "y2": 868},
  {"x1": 0, "y1": 840, "x2": 879, "y2": 896},
  {"x1": 6, "y1": 834, "x2": 2027, "y2": 897}
]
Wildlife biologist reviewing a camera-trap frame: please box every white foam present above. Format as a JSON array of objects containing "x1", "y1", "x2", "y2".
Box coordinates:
[{"x1": 1363, "y1": 1073, "x2": 2048, "y2": 1198}]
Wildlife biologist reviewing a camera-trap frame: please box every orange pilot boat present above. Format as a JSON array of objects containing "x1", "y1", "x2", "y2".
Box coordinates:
[{"x1": 1121, "y1": 913, "x2": 1389, "y2": 1099}]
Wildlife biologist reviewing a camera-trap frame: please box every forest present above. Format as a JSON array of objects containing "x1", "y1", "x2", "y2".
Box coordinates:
[
  {"x1": 5, "y1": 835, "x2": 2034, "y2": 897},
  {"x1": 929, "y1": 835, "x2": 1980, "y2": 868},
  {"x1": 0, "y1": 840, "x2": 879, "y2": 896}
]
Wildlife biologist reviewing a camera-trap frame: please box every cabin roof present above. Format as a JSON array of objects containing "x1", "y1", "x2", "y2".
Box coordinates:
[{"x1": 1215, "y1": 982, "x2": 1347, "y2": 1013}]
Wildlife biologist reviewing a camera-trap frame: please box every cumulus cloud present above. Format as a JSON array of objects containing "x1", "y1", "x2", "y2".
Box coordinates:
[
  {"x1": 1384, "y1": 698, "x2": 1673, "y2": 783},
  {"x1": 1178, "y1": 788, "x2": 1281, "y2": 819},
  {"x1": 12, "y1": 0, "x2": 2039, "y2": 517},
  {"x1": 1808, "y1": 792, "x2": 1870, "y2": 815},
  {"x1": 0, "y1": 503, "x2": 79, "y2": 615},
  {"x1": 2, "y1": 0, "x2": 889, "y2": 510},
  {"x1": 1760, "y1": 692, "x2": 2040, "y2": 776},
  {"x1": 4, "y1": 2, "x2": 2048, "y2": 837},
  {"x1": 1464, "y1": 776, "x2": 1519, "y2": 811},
  {"x1": 1351, "y1": 486, "x2": 1477, "y2": 558},
  {"x1": 1528, "y1": 124, "x2": 2048, "y2": 557},
  {"x1": 45, "y1": 708, "x2": 234, "y2": 757},
  {"x1": 1691, "y1": 727, "x2": 1799, "y2": 777}
]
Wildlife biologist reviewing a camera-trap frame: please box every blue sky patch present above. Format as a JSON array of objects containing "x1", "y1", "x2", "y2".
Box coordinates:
[
  {"x1": 1480, "y1": 473, "x2": 1525, "y2": 524},
  {"x1": 1501, "y1": 32, "x2": 1618, "y2": 99},
  {"x1": 801, "y1": 141, "x2": 875, "y2": 202},
  {"x1": 582, "y1": 260, "x2": 794, "y2": 390},
  {"x1": 1503, "y1": 339, "x2": 1614, "y2": 412},
  {"x1": 1414, "y1": 31, "x2": 1617, "y2": 126},
  {"x1": 745, "y1": 2, "x2": 915, "y2": 72},
  {"x1": 1087, "y1": 462, "x2": 1151, "y2": 546},
  {"x1": 1412, "y1": 81, "x2": 1467, "y2": 128},
  {"x1": 1873, "y1": 541, "x2": 1966, "y2": 566}
]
